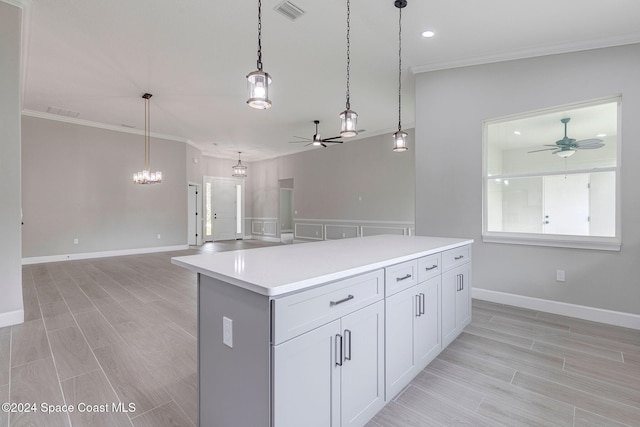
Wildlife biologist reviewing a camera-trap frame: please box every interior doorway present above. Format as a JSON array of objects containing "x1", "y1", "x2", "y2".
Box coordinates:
[
  {"x1": 203, "y1": 176, "x2": 245, "y2": 242},
  {"x1": 279, "y1": 178, "x2": 294, "y2": 244},
  {"x1": 187, "y1": 184, "x2": 201, "y2": 246}
]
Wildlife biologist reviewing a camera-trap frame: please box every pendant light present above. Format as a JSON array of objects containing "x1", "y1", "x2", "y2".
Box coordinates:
[
  {"x1": 392, "y1": 0, "x2": 408, "y2": 152},
  {"x1": 232, "y1": 152, "x2": 247, "y2": 177},
  {"x1": 247, "y1": 0, "x2": 272, "y2": 109},
  {"x1": 339, "y1": 0, "x2": 358, "y2": 138},
  {"x1": 133, "y1": 93, "x2": 162, "y2": 184}
]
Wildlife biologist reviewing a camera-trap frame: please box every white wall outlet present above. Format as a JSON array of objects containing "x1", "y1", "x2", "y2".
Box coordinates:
[
  {"x1": 556, "y1": 270, "x2": 566, "y2": 282},
  {"x1": 73, "y1": 238, "x2": 79, "y2": 244},
  {"x1": 156, "y1": 234, "x2": 161, "y2": 239},
  {"x1": 223, "y1": 316, "x2": 233, "y2": 348}
]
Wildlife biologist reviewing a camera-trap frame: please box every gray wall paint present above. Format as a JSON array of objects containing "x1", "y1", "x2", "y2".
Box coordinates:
[
  {"x1": 415, "y1": 44, "x2": 640, "y2": 315},
  {"x1": 22, "y1": 116, "x2": 188, "y2": 257},
  {"x1": 248, "y1": 131, "x2": 415, "y2": 223},
  {"x1": 0, "y1": 1, "x2": 24, "y2": 324}
]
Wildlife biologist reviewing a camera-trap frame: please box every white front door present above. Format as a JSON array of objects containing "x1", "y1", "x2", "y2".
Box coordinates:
[
  {"x1": 187, "y1": 184, "x2": 200, "y2": 245},
  {"x1": 203, "y1": 176, "x2": 244, "y2": 242}
]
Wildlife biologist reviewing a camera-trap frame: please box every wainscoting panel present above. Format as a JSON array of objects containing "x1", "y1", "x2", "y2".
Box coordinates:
[
  {"x1": 325, "y1": 224, "x2": 359, "y2": 240},
  {"x1": 361, "y1": 226, "x2": 406, "y2": 237},
  {"x1": 294, "y1": 223, "x2": 324, "y2": 241}
]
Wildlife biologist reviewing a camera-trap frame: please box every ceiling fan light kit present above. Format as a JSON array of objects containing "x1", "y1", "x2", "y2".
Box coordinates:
[
  {"x1": 247, "y1": 0, "x2": 272, "y2": 110},
  {"x1": 133, "y1": 93, "x2": 162, "y2": 184},
  {"x1": 339, "y1": 0, "x2": 358, "y2": 138},
  {"x1": 528, "y1": 117, "x2": 604, "y2": 158},
  {"x1": 392, "y1": 0, "x2": 408, "y2": 152}
]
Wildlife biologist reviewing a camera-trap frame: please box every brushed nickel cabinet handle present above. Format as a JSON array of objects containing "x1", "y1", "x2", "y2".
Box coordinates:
[
  {"x1": 335, "y1": 334, "x2": 343, "y2": 366},
  {"x1": 425, "y1": 265, "x2": 438, "y2": 271},
  {"x1": 420, "y1": 293, "x2": 426, "y2": 315},
  {"x1": 330, "y1": 294, "x2": 354, "y2": 306},
  {"x1": 344, "y1": 329, "x2": 352, "y2": 362},
  {"x1": 415, "y1": 295, "x2": 421, "y2": 317},
  {"x1": 396, "y1": 274, "x2": 412, "y2": 282},
  {"x1": 455, "y1": 255, "x2": 464, "y2": 260}
]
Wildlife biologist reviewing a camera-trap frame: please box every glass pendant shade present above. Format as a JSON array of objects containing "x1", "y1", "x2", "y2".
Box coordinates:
[
  {"x1": 392, "y1": 130, "x2": 408, "y2": 152},
  {"x1": 339, "y1": 109, "x2": 358, "y2": 138},
  {"x1": 247, "y1": 70, "x2": 272, "y2": 109},
  {"x1": 556, "y1": 149, "x2": 576, "y2": 158}
]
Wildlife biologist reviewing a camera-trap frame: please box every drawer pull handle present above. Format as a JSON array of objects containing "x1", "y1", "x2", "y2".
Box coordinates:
[
  {"x1": 330, "y1": 294, "x2": 354, "y2": 306},
  {"x1": 344, "y1": 329, "x2": 352, "y2": 362},
  {"x1": 455, "y1": 255, "x2": 464, "y2": 260},
  {"x1": 415, "y1": 295, "x2": 421, "y2": 317},
  {"x1": 335, "y1": 334, "x2": 343, "y2": 366},
  {"x1": 425, "y1": 264, "x2": 438, "y2": 271},
  {"x1": 396, "y1": 274, "x2": 412, "y2": 282},
  {"x1": 420, "y1": 293, "x2": 426, "y2": 315}
]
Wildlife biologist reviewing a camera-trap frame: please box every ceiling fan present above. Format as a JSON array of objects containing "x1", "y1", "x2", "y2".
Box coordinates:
[
  {"x1": 528, "y1": 117, "x2": 604, "y2": 158},
  {"x1": 289, "y1": 120, "x2": 343, "y2": 148}
]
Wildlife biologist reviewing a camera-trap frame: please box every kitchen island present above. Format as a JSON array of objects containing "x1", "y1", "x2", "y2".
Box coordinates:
[{"x1": 172, "y1": 234, "x2": 473, "y2": 427}]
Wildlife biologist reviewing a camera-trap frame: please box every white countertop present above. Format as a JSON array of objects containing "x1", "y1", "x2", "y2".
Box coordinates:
[{"x1": 171, "y1": 235, "x2": 473, "y2": 297}]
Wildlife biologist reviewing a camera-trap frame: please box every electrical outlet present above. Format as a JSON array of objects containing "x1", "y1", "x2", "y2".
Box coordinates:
[
  {"x1": 556, "y1": 270, "x2": 565, "y2": 282},
  {"x1": 223, "y1": 316, "x2": 233, "y2": 348},
  {"x1": 73, "y1": 238, "x2": 79, "y2": 245}
]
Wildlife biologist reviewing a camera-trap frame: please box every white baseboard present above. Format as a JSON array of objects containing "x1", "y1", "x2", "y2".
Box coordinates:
[
  {"x1": 0, "y1": 309, "x2": 24, "y2": 328},
  {"x1": 251, "y1": 236, "x2": 282, "y2": 243},
  {"x1": 22, "y1": 245, "x2": 190, "y2": 265},
  {"x1": 473, "y1": 288, "x2": 640, "y2": 330}
]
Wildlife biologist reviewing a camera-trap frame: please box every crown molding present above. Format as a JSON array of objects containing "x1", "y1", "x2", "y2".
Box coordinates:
[
  {"x1": 0, "y1": 0, "x2": 32, "y2": 7},
  {"x1": 411, "y1": 33, "x2": 640, "y2": 74},
  {"x1": 22, "y1": 109, "x2": 189, "y2": 143}
]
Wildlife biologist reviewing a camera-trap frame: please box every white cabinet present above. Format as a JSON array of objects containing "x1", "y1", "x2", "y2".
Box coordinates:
[
  {"x1": 441, "y1": 246, "x2": 472, "y2": 348},
  {"x1": 272, "y1": 293, "x2": 385, "y2": 427},
  {"x1": 385, "y1": 275, "x2": 441, "y2": 400}
]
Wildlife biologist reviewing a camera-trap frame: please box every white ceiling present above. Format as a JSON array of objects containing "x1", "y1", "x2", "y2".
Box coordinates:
[{"x1": 18, "y1": 0, "x2": 640, "y2": 162}]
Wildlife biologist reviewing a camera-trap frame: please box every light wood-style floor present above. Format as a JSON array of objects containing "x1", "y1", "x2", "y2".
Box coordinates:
[{"x1": 2, "y1": 241, "x2": 639, "y2": 426}]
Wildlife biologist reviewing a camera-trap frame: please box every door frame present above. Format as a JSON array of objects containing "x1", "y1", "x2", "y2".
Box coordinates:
[
  {"x1": 203, "y1": 176, "x2": 245, "y2": 242},
  {"x1": 187, "y1": 182, "x2": 202, "y2": 246}
]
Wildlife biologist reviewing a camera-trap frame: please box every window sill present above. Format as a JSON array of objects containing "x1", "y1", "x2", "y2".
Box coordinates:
[{"x1": 482, "y1": 233, "x2": 621, "y2": 251}]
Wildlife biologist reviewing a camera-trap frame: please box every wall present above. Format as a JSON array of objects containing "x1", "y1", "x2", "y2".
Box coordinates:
[
  {"x1": 0, "y1": 1, "x2": 24, "y2": 327},
  {"x1": 415, "y1": 44, "x2": 640, "y2": 317},
  {"x1": 248, "y1": 131, "x2": 415, "y2": 239},
  {"x1": 22, "y1": 116, "x2": 188, "y2": 260}
]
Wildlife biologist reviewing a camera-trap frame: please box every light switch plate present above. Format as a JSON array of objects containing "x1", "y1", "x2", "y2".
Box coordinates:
[{"x1": 223, "y1": 316, "x2": 233, "y2": 348}]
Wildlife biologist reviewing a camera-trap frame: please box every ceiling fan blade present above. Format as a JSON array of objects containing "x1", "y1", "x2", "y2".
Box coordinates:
[
  {"x1": 575, "y1": 138, "x2": 604, "y2": 148},
  {"x1": 528, "y1": 148, "x2": 557, "y2": 153},
  {"x1": 321, "y1": 143, "x2": 327, "y2": 148},
  {"x1": 323, "y1": 140, "x2": 343, "y2": 144},
  {"x1": 322, "y1": 136, "x2": 342, "y2": 141},
  {"x1": 289, "y1": 140, "x2": 311, "y2": 143},
  {"x1": 292, "y1": 135, "x2": 310, "y2": 140}
]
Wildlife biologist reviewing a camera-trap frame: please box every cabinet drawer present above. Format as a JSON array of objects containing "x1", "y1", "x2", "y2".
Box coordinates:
[
  {"x1": 385, "y1": 260, "x2": 418, "y2": 297},
  {"x1": 272, "y1": 269, "x2": 384, "y2": 345},
  {"x1": 417, "y1": 253, "x2": 441, "y2": 283},
  {"x1": 442, "y1": 245, "x2": 471, "y2": 271}
]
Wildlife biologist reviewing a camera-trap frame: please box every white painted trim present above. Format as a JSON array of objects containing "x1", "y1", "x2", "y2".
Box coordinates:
[
  {"x1": 295, "y1": 218, "x2": 414, "y2": 226},
  {"x1": 263, "y1": 221, "x2": 277, "y2": 236},
  {"x1": 473, "y1": 288, "x2": 640, "y2": 330},
  {"x1": 21, "y1": 109, "x2": 188, "y2": 143},
  {"x1": 411, "y1": 33, "x2": 640, "y2": 74},
  {"x1": 22, "y1": 244, "x2": 189, "y2": 265},
  {"x1": 482, "y1": 234, "x2": 621, "y2": 251},
  {"x1": 247, "y1": 217, "x2": 278, "y2": 221},
  {"x1": 361, "y1": 225, "x2": 407, "y2": 237},
  {"x1": 294, "y1": 223, "x2": 324, "y2": 241},
  {"x1": 0, "y1": 308, "x2": 24, "y2": 328},
  {"x1": 325, "y1": 224, "x2": 359, "y2": 240},
  {"x1": 252, "y1": 236, "x2": 281, "y2": 243}
]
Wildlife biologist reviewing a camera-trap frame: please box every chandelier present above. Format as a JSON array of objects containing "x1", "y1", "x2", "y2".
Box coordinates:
[
  {"x1": 232, "y1": 152, "x2": 247, "y2": 177},
  {"x1": 133, "y1": 93, "x2": 162, "y2": 184}
]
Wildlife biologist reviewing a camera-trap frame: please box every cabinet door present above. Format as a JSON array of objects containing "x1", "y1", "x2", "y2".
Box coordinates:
[
  {"x1": 415, "y1": 276, "x2": 441, "y2": 370},
  {"x1": 441, "y1": 267, "x2": 458, "y2": 347},
  {"x1": 455, "y1": 263, "x2": 471, "y2": 328},
  {"x1": 442, "y1": 264, "x2": 471, "y2": 347},
  {"x1": 340, "y1": 300, "x2": 385, "y2": 427},
  {"x1": 385, "y1": 286, "x2": 417, "y2": 400},
  {"x1": 272, "y1": 319, "x2": 341, "y2": 427}
]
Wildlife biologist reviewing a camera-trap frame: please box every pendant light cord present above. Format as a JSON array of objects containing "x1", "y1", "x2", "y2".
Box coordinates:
[
  {"x1": 397, "y1": 7, "x2": 402, "y2": 131},
  {"x1": 345, "y1": 0, "x2": 351, "y2": 110},
  {"x1": 257, "y1": 0, "x2": 263, "y2": 71},
  {"x1": 144, "y1": 97, "x2": 149, "y2": 171}
]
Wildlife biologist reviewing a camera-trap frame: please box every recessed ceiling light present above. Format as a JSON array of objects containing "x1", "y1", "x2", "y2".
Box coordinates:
[
  {"x1": 596, "y1": 133, "x2": 607, "y2": 137},
  {"x1": 421, "y1": 30, "x2": 435, "y2": 38},
  {"x1": 514, "y1": 130, "x2": 521, "y2": 135}
]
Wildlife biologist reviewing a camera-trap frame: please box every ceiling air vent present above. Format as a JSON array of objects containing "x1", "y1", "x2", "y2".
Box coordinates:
[
  {"x1": 274, "y1": 1, "x2": 305, "y2": 21},
  {"x1": 46, "y1": 106, "x2": 80, "y2": 118}
]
